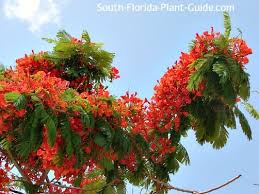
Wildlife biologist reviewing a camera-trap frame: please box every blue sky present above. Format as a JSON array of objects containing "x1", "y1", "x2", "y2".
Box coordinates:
[{"x1": 0, "y1": 0, "x2": 259, "y2": 193}]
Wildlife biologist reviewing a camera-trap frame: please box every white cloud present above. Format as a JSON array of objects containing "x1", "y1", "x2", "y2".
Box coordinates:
[{"x1": 3, "y1": 0, "x2": 61, "y2": 32}]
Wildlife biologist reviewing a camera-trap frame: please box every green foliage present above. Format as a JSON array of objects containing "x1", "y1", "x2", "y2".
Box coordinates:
[
  {"x1": 134, "y1": 134, "x2": 149, "y2": 151},
  {"x1": 30, "y1": 103, "x2": 44, "y2": 149},
  {"x1": 188, "y1": 98, "x2": 220, "y2": 145},
  {"x1": 0, "y1": 138, "x2": 10, "y2": 150},
  {"x1": 13, "y1": 94, "x2": 27, "y2": 110},
  {"x1": 239, "y1": 73, "x2": 250, "y2": 100},
  {"x1": 37, "y1": 103, "x2": 58, "y2": 147},
  {"x1": 4, "y1": 92, "x2": 21, "y2": 102},
  {"x1": 42, "y1": 30, "x2": 115, "y2": 90},
  {"x1": 94, "y1": 118, "x2": 113, "y2": 150},
  {"x1": 81, "y1": 110, "x2": 91, "y2": 129},
  {"x1": 175, "y1": 143, "x2": 190, "y2": 165},
  {"x1": 212, "y1": 126, "x2": 229, "y2": 149},
  {"x1": 60, "y1": 115, "x2": 74, "y2": 157},
  {"x1": 186, "y1": 16, "x2": 252, "y2": 150},
  {"x1": 101, "y1": 157, "x2": 114, "y2": 171},
  {"x1": 13, "y1": 101, "x2": 58, "y2": 158},
  {"x1": 234, "y1": 107, "x2": 252, "y2": 140},
  {"x1": 212, "y1": 62, "x2": 229, "y2": 84},
  {"x1": 104, "y1": 185, "x2": 116, "y2": 194},
  {"x1": 61, "y1": 88, "x2": 77, "y2": 102},
  {"x1": 214, "y1": 35, "x2": 229, "y2": 51},
  {"x1": 223, "y1": 12, "x2": 231, "y2": 38},
  {"x1": 82, "y1": 31, "x2": 91, "y2": 44},
  {"x1": 188, "y1": 94, "x2": 253, "y2": 149},
  {"x1": 188, "y1": 53, "x2": 250, "y2": 106},
  {"x1": 187, "y1": 57, "x2": 212, "y2": 91},
  {"x1": 59, "y1": 114, "x2": 84, "y2": 167},
  {"x1": 165, "y1": 155, "x2": 180, "y2": 174},
  {"x1": 116, "y1": 183, "x2": 126, "y2": 194},
  {"x1": 112, "y1": 128, "x2": 131, "y2": 159},
  {"x1": 15, "y1": 104, "x2": 42, "y2": 158},
  {"x1": 243, "y1": 102, "x2": 259, "y2": 119},
  {"x1": 45, "y1": 114, "x2": 57, "y2": 147},
  {"x1": 73, "y1": 174, "x2": 83, "y2": 187},
  {"x1": 22, "y1": 181, "x2": 40, "y2": 194},
  {"x1": 94, "y1": 134, "x2": 108, "y2": 147},
  {"x1": 83, "y1": 178, "x2": 106, "y2": 194},
  {"x1": 0, "y1": 63, "x2": 5, "y2": 72},
  {"x1": 126, "y1": 162, "x2": 149, "y2": 186}
]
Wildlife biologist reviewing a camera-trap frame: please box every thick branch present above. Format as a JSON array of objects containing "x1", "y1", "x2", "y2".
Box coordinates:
[
  {"x1": 42, "y1": 178, "x2": 118, "y2": 193},
  {"x1": 152, "y1": 174, "x2": 242, "y2": 194},
  {"x1": 0, "y1": 148, "x2": 32, "y2": 184},
  {"x1": 43, "y1": 182, "x2": 103, "y2": 193}
]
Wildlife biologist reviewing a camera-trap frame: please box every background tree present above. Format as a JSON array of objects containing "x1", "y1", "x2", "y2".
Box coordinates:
[{"x1": 0, "y1": 13, "x2": 257, "y2": 194}]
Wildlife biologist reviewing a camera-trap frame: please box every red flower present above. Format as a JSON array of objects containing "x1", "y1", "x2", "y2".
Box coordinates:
[{"x1": 111, "y1": 67, "x2": 120, "y2": 79}]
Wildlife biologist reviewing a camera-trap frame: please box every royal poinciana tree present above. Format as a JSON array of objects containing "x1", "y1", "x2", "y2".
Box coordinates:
[{"x1": 0, "y1": 13, "x2": 258, "y2": 194}]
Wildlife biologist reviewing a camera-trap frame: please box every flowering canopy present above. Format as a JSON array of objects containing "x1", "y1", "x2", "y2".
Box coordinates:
[{"x1": 0, "y1": 13, "x2": 256, "y2": 194}]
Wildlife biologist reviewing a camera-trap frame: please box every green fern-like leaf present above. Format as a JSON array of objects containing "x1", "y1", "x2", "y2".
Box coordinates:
[
  {"x1": 100, "y1": 157, "x2": 114, "y2": 171},
  {"x1": 4, "y1": 92, "x2": 21, "y2": 102},
  {"x1": 243, "y1": 102, "x2": 259, "y2": 120},
  {"x1": 82, "y1": 31, "x2": 91, "y2": 43},
  {"x1": 13, "y1": 94, "x2": 27, "y2": 110},
  {"x1": 61, "y1": 88, "x2": 77, "y2": 102},
  {"x1": 235, "y1": 107, "x2": 252, "y2": 140},
  {"x1": 212, "y1": 126, "x2": 229, "y2": 149},
  {"x1": 212, "y1": 63, "x2": 229, "y2": 84},
  {"x1": 0, "y1": 138, "x2": 10, "y2": 150},
  {"x1": 239, "y1": 73, "x2": 250, "y2": 100},
  {"x1": 104, "y1": 185, "x2": 116, "y2": 194},
  {"x1": 175, "y1": 143, "x2": 190, "y2": 165},
  {"x1": 57, "y1": 30, "x2": 72, "y2": 41},
  {"x1": 46, "y1": 116, "x2": 57, "y2": 147},
  {"x1": 60, "y1": 116, "x2": 74, "y2": 157},
  {"x1": 223, "y1": 12, "x2": 231, "y2": 38},
  {"x1": 187, "y1": 56, "x2": 214, "y2": 91},
  {"x1": 80, "y1": 109, "x2": 91, "y2": 130}
]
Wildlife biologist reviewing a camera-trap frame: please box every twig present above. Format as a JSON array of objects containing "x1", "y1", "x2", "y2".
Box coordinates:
[
  {"x1": 151, "y1": 174, "x2": 242, "y2": 194},
  {"x1": 200, "y1": 175, "x2": 242, "y2": 194},
  {"x1": 151, "y1": 178, "x2": 198, "y2": 193},
  {"x1": 38, "y1": 169, "x2": 50, "y2": 184},
  {"x1": 251, "y1": 90, "x2": 259, "y2": 94},
  {"x1": 254, "y1": 184, "x2": 259, "y2": 187},
  {"x1": 8, "y1": 188, "x2": 25, "y2": 194},
  {"x1": 45, "y1": 183, "x2": 89, "y2": 192},
  {"x1": 44, "y1": 173, "x2": 51, "y2": 190},
  {"x1": 46, "y1": 176, "x2": 50, "y2": 183}
]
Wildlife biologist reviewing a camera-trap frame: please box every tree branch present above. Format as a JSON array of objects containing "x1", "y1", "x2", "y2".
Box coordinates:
[
  {"x1": 38, "y1": 169, "x2": 50, "y2": 185},
  {"x1": 151, "y1": 178, "x2": 198, "y2": 193},
  {"x1": 151, "y1": 174, "x2": 242, "y2": 194},
  {"x1": 44, "y1": 174, "x2": 51, "y2": 191},
  {"x1": 8, "y1": 188, "x2": 25, "y2": 194},
  {"x1": 200, "y1": 175, "x2": 242, "y2": 194},
  {"x1": 42, "y1": 178, "x2": 118, "y2": 193},
  {"x1": 0, "y1": 148, "x2": 32, "y2": 184}
]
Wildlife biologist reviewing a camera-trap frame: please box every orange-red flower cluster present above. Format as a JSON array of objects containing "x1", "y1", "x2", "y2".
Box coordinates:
[{"x1": 230, "y1": 38, "x2": 253, "y2": 65}]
